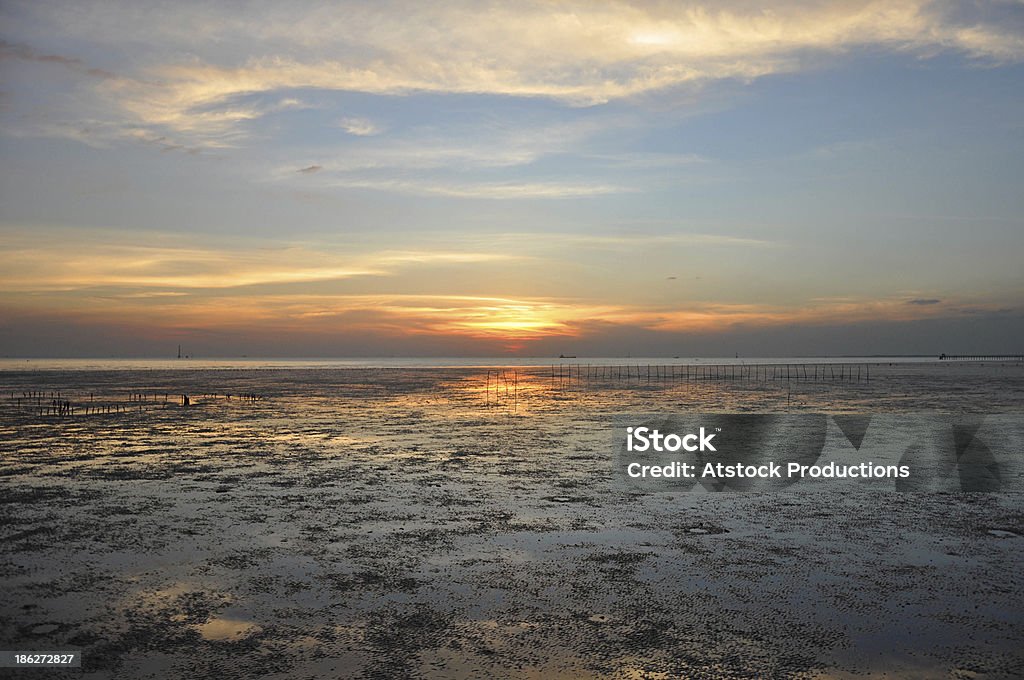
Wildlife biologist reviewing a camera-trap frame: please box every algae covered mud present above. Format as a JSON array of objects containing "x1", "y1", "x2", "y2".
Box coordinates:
[{"x1": 1, "y1": 361, "x2": 1023, "y2": 678}]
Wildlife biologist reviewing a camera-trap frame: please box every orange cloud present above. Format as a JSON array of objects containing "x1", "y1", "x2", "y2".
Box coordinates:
[
  {"x1": 2, "y1": 228, "x2": 1015, "y2": 350},
  {"x1": 3, "y1": 287, "x2": 1004, "y2": 348}
]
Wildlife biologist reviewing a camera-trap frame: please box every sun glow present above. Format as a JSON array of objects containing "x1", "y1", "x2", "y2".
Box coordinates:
[
  {"x1": 0, "y1": 224, "x2": 1012, "y2": 355},
  {"x1": 379, "y1": 298, "x2": 597, "y2": 340}
]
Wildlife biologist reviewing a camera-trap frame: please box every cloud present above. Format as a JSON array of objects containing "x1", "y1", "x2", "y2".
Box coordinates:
[
  {"x1": 580, "y1": 152, "x2": 707, "y2": 169},
  {"x1": 337, "y1": 116, "x2": 381, "y2": 136},
  {"x1": 1, "y1": 224, "x2": 1018, "y2": 351},
  {"x1": 7, "y1": 1, "x2": 1023, "y2": 145},
  {"x1": 0, "y1": 228, "x2": 522, "y2": 292},
  {"x1": 4, "y1": 285, "x2": 1012, "y2": 349},
  {"x1": 319, "y1": 178, "x2": 628, "y2": 199},
  {"x1": 297, "y1": 164, "x2": 322, "y2": 174},
  {"x1": 270, "y1": 117, "x2": 695, "y2": 198},
  {"x1": 275, "y1": 118, "x2": 617, "y2": 179},
  {"x1": 0, "y1": 40, "x2": 115, "y2": 79},
  {"x1": 906, "y1": 298, "x2": 942, "y2": 305},
  {"x1": 272, "y1": 97, "x2": 311, "y2": 111},
  {"x1": 490, "y1": 231, "x2": 777, "y2": 249},
  {"x1": 617, "y1": 296, "x2": 1012, "y2": 334}
]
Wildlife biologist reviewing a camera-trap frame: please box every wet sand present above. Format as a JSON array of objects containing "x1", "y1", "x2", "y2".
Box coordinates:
[{"x1": 1, "y1": 362, "x2": 1022, "y2": 678}]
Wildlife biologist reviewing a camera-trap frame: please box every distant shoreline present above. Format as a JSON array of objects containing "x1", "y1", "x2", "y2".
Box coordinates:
[{"x1": 0, "y1": 355, "x2": 1005, "y2": 372}]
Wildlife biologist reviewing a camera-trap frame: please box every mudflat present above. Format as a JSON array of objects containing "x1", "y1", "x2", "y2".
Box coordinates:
[{"x1": 1, "y1": 362, "x2": 1022, "y2": 678}]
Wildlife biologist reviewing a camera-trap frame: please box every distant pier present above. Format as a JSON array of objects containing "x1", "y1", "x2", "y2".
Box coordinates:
[{"x1": 939, "y1": 354, "x2": 1023, "y2": 361}]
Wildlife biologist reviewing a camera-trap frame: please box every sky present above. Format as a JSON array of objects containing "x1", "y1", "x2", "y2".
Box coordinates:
[{"x1": 1, "y1": 0, "x2": 1022, "y2": 357}]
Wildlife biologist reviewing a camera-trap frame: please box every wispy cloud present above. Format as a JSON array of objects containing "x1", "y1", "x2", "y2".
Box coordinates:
[
  {"x1": 282, "y1": 117, "x2": 614, "y2": 174},
  {"x1": 0, "y1": 229, "x2": 521, "y2": 292},
  {"x1": 605, "y1": 296, "x2": 1009, "y2": 334},
  {"x1": 6, "y1": 2, "x2": 1023, "y2": 147},
  {"x1": 0, "y1": 40, "x2": 115, "y2": 79},
  {"x1": 337, "y1": 116, "x2": 381, "y2": 136},
  {"x1": 317, "y1": 178, "x2": 628, "y2": 199},
  {"x1": 491, "y1": 232, "x2": 777, "y2": 250}
]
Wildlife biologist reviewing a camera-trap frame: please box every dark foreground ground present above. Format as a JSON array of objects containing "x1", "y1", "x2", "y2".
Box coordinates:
[{"x1": 1, "y1": 362, "x2": 1022, "y2": 678}]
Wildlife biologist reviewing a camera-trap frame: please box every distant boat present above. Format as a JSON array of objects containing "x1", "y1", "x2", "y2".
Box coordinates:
[{"x1": 559, "y1": 354, "x2": 576, "y2": 358}]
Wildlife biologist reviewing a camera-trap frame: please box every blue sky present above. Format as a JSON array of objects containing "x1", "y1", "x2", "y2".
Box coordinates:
[{"x1": 1, "y1": 1, "x2": 1022, "y2": 356}]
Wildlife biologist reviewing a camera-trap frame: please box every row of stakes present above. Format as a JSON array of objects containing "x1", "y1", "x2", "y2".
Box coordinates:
[
  {"x1": 11, "y1": 363, "x2": 871, "y2": 417},
  {"x1": 483, "y1": 363, "x2": 870, "y2": 410},
  {"x1": 485, "y1": 370, "x2": 519, "y2": 411},
  {"x1": 548, "y1": 362, "x2": 870, "y2": 386},
  {"x1": 6, "y1": 390, "x2": 265, "y2": 418}
]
